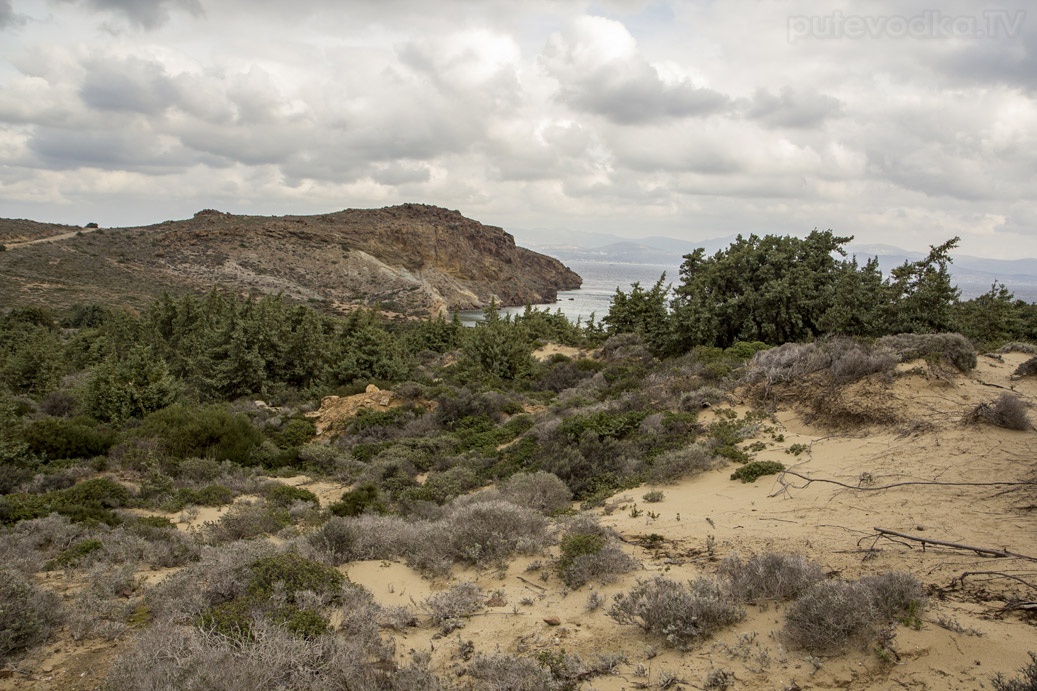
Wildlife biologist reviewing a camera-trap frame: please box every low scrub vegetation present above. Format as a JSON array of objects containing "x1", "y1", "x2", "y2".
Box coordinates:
[{"x1": 609, "y1": 576, "x2": 744, "y2": 650}]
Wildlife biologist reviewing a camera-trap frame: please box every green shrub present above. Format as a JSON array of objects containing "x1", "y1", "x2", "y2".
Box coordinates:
[
  {"x1": 877, "y1": 332, "x2": 977, "y2": 372},
  {"x1": 555, "y1": 531, "x2": 636, "y2": 588},
  {"x1": 261, "y1": 483, "x2": 319, "y2": 508},
  {"x1": 558, "y1": 410, "x2": 649, "y2": 443},
  {"x1": 730, "y1": 461, "x2": 785, "y2": 483},
  {"x1": 138, "y1": 404, "x2": 262, "y2": 465},
  {"x1": 177, "y1": 484, "x2": 234, "y2": 507},
  {"x1": 22, "y1": 417, "x2": 116, "y2": 460},
  {"x1": 246, "y1": 552, "x2": 344, "y2": 601},
  {"x1": 277, "y1": 418, "x2": 315, "y2": 448},
  {"x1": 44, "y1": 538, "x2": 103, "y2": 570},
  {"x1": 330, "y1": 483, "x2": 385, "y2": 517}
]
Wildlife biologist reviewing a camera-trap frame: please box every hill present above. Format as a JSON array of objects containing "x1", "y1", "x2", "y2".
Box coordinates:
[{"x1": 0, "y1": 204, "x2": 582, "y2": 316}]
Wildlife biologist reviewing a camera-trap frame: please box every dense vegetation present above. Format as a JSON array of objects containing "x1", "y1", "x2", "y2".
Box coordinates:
[{"x1": 0, "y1": 230, "x2": 1032, "y2": 685}]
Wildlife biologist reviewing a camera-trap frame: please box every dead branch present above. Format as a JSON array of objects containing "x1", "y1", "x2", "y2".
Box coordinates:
[
  {"x1": 770, "y1": 469, "x2": 1035, "y2": 497},
  {"x1": 959, "y1": 571, "x2": 1037, "y2": 591},
  {"x1": 865, "y1": 527, "x2": 1037, "y2": 562}
]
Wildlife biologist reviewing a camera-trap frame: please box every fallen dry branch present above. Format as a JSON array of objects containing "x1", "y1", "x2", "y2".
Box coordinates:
[
  {"x1": 770, "y1": 470, "x2": 1036, "y2": 497},
  {"x1": 959, "y1": 571, "x2": 1037, "y2": 592},
  {"x1": 863, "y1": 528, "x2": 1037, "y2": 562}
]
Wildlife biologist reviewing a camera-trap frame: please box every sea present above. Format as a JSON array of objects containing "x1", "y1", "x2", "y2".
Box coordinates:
[{"x1": 456, "y1": 260, "x2": 682, "y2": 326}]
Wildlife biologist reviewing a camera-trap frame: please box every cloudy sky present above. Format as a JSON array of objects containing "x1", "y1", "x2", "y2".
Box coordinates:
[{"x1": 0, "y1": 0, "x2": 1034, "y2": 258}]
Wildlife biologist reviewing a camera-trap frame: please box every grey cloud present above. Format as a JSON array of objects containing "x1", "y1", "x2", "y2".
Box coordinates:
[
  {"x1": 541, "y1": 21, "x2": 729, "y2": 124},
  {"x1": 565, "y1": 62, "x2": 728, "y2": 124},
  {"x1": 747, "y1": 86, "x2": 842, "y2": 129},
  {"x1": 55, "y1": 0, "x2": 202, "y2": 29},
  {"x1": 1, "y1": 0, "x2": 25, "y2": 29},
  {"x1": 367, "y1": 161, "x2": 431, "y2": 186},
  {"x1": 28, "y1": 124, "x2": 214, "y2": 172},
  {"x1": 80, "y1": 56, "x2": 180, "y2": 114}
]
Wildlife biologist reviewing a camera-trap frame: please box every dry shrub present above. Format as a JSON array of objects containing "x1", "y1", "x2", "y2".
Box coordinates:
[
  {"x1": 648, "y1": 443, "x2": 716, "y2": 484},
  {"x1": 1, "y1": 568, "x2": 64, "y2": 663},
  {"x1": 609, "y1": 576, "x2": 744, "y2": 650},
  {"x1": 783, "y1": 570, "x2": 926, "y2": 652},
  {"x1": 964, "y1": 393, "x2": 1031, "y2": 431},
  {"x1": 467, "y1": 653, "x2": 560, "y2": 691},
  {"x1": 782, "y1": 580, "x2": 878, "y2": 652},
  {"x1": 746, "y1": 338, "x2": 895, "y2": 388},
  {"x1": 102, "y1": 619, "x2": 441, "y2": 691},
  {"x1": 420, "y1": 581, "x2": 483, "y2": 626},
  {"x1": 435, "y1": 499, "x2": 550, "y2": 567},
  {"x1": 720, "y1": 552, "x2": 823, "y2": 604},
  {"x1": 498, "y1": 471, "x2": 572, "y2": 514},
  {"x1": 1013, "y1": 356, "x2": 1037, "y2": 378},
  {"x1": 877, "y1": 332, "x2": 977, "y2": 372},
  {"x1": 679, "y1": 386, "x2": 729, "y2": 412},
  {"x1": 861, "y1": 571, "x2": 927, "y2": 619},
  {"x1": 999, "y1": 342, "x2": 1037, "y2": 356},
  {"x1": 992, "y1": 652, "x2": 1037, "y2": 691}
]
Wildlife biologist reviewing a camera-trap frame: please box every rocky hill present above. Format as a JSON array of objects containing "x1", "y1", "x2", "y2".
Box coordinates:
[{"x1": 0, "y1": 204, "x2": 582, "y2": 316}]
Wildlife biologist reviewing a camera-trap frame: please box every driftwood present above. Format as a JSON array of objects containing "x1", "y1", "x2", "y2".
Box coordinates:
[
  {"x1": 771, "y1": 470, "x2": 1036, "y2": 498},
  {"x1": 959, "y1": 571, "x2": 1037, "y2": 591},
  {"x1": 863, "y1": 527, "x2": 1037, "y2": 562}
]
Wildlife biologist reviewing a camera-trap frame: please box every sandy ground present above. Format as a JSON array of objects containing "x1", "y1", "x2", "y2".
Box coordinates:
[{"x1": 4, "y1": 353, "x2": 1035, "y2": 690}]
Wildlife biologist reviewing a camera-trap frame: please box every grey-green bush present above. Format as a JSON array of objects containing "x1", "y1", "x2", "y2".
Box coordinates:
[
  {"x1": 1, "y1": 569, "x2": 64, "y2": 662},
  {"x1": 720, "y1": 552, "x2": 823, "y2": 604},
  {"x1": 608, "y1": 576, "x2": 744, "y2": 649}
]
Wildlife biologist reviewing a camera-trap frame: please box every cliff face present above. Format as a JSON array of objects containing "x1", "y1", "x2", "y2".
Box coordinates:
[{"x1": 0, "y1": 204, "x2": 582, "y2": 316}]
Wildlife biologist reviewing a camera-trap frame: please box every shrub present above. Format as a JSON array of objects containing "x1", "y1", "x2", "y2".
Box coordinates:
[
  {"x1": 877, "y1": 333, "x2": 977, "y2": 372},
  {"x1": 138, "y1": 404, "x2": 263, "y2": 465},
  {"x1": 556, "y1": 532, "x2": 637, "y2": 589},
  {"x1": 207, "y1": 502, "x2": 290, "y2": 541},
  {"x1": 964, "y1": 393, "x2": 1030, "y2": 431},
  {"x1": 782, "y1": 580, "x2": 878, "y2": 652},
  {"x1": 1014, "y1": 356, "x2": 1037, "y2": 378},
  {"x1": 642, "y1": 489, "x2": 664, "y2": 502},
  {"x1": 22, "y1": 417, "x2": 116, "y2": 460},
  {"x1": 730, "y1": 461, "x2": 785, "y2": 483},
  {"x1": 861, "y1": 570, "x2": 927, "y2": 620},
  {"x1": 0, "y1": 569, "x2": 63, "y2": 662},
  {"x1": 467, "y1": 653, "x2": 560, "y2": 691},
  {"x1": 45, "y1": 538, "x2": 103, "y2": 570},
  {"x1": 648, "y1": 444, "x2": 715, "y2": 484},
  {"x1": 278, "y1": 418, "x2": 315, "y2": 447},
  {"x1": 498, "y1": 471, "x2": 572, "y2": 514},
  {"x1": 993, "y1": 652, "x2": 1037, "y2": 691},
  {"x1": 720, "y1": 552, "x2": 823, "y2": 603},
  {"x1": 406, "y1": 465, "x2": 481, "y2": 505},
  {"x1": 330, "y1": 483, "x2": 386, "y2": 517},
  {"x1": 178, "y1": 484, "x2": 234, "y2": 507},
  {"x1": 421, "y1": 581, "x2": 484, "y2": 625},
  {"x1": 609, "y1": 577, "x2": 744, "y2": 649},
  {"x1": 436, "y1": 499, "x2": 549, "y2": 567},
  {"x1": 101, "y1": 618, "x2": 430, "y2": 691},
  {"x1": 261, "y1": 483, "x2": 319, "y2": 508}
]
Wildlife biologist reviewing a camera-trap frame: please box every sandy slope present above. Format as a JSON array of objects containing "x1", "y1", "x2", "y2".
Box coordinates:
[
  {"x1": 4, "y1": 353, "x2": 1035, "y2": 690},
  {"x1": 349, "y1": 353, "x2": 1036, "y2": 689}
]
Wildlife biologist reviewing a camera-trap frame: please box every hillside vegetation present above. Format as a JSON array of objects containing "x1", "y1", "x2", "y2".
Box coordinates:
[{"x1": 1, "y1": 231, "x2": 1035, "y2": 690}]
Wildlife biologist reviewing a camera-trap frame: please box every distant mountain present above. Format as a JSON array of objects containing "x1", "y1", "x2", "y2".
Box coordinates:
[
  {"x1": 0, "y1": 204, "x2": 581, "y2": 315},
  {"x1": 519, "y1": 229, "x2": 1037, "y2": 303}
]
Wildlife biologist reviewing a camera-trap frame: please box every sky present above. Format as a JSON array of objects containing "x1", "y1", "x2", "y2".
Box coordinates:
[{"x1": 0, "y1": 0, "x2": 1035, "y2": 259}]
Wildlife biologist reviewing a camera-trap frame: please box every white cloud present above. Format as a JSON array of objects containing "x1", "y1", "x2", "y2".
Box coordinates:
[{"x1": 0, "y1": 0, "x2": 1033, "y2": 257}]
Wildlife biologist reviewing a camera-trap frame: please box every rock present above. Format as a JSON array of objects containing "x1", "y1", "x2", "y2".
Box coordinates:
[{"x1": 543, "y1": 616, "x2": 561, "y2": 626}]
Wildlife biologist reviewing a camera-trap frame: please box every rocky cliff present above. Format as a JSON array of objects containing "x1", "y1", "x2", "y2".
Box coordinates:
[{"x1": 0, "y1": 204, "x2": 582, "y2": 316}]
